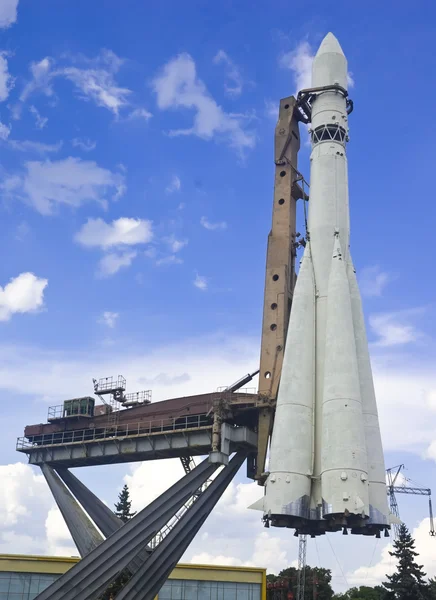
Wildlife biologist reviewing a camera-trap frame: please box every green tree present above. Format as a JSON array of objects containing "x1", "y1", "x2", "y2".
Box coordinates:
[
  {"x1": 333, "y1": 585, "x2": 386, "y2": 599},
  {"x1": 428, "y1": 578, "x2": 436, "y2": 600},
  {"x1": 382, "y1": 524, "x2": 429, "y2": 600},
  {"x1": 114, "y1": 484, "x2": 137, "y2": 523},
  {"x1": 271, "y1": 565, "x2": 334, "y2": 600},
  {"x1": 100, "y1": 484, "x2": 136, "y2": 599}
]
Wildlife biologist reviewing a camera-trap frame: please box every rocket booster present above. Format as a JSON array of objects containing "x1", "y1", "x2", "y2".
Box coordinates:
[{"x1": 251, "y1": 33, "x2": 390, "y2": 536}]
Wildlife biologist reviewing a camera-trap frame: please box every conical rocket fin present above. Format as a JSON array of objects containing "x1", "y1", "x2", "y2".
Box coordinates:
[{"x1": 248, "y1": 497, "x2": 265, "y2": 512}]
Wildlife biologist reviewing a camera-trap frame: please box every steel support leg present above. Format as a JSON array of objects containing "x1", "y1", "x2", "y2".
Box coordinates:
[
  {"x1": 40, "y1": 463, "x2": 104, "y2": 557},
  {"x1": 36, "y1": 456, "x2": 218, "y2": 600},
  {"x1": 56, "y1": 467, "x2": 150, "y2": 572},
  {"x1": 56, "y1": 467, "x2": 122, "y2": 536},
  {"x1": 116, "y1": 451, "x2": 248, "y2": 600}
]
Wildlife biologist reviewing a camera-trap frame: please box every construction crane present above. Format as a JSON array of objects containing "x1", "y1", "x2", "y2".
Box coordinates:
[{"x1": 386, "y1": 464, "x2": 435, "y2": 539}]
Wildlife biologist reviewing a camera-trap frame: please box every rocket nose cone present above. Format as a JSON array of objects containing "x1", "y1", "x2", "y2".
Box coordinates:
[
  {"x1": 315, "y1": 32, "x2": 345, "y2": 57},
  {"x1": 312, "y1": 32, "x2": 348, "y2": 89}
]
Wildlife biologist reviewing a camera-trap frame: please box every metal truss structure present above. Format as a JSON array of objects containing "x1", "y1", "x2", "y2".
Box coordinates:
[{"x1": 36, "y1": 452, "x2": 247, "y2": 600}]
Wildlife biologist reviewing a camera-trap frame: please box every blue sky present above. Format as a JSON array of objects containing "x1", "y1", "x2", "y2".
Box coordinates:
[{"x1": 1, "y1": 0, "x2": 436, "y2": 593}]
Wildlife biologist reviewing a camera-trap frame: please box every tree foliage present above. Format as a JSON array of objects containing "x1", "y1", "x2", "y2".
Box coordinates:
[
  {"x1": 333, "y1": 585, "x2": 387, "y2": 599},
  {"x1": 382, "y1": 524, "x2": 429, "y2": 600},
  {"x1": 268, "y1": 565, "x2": 335, "y2": 600},
  {"x1": 100, "y1": 484, "x2": 136, "y2": 600},
  {"x1": 114, "y1": 484, "x2": 137, "y2": 523}
]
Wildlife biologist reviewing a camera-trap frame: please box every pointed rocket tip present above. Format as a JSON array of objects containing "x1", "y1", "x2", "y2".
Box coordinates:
[{"x1": 315, "y1": 32, "x2": 345, "y2": 57}]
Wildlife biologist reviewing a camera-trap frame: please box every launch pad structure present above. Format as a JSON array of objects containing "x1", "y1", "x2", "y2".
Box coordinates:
[
  {"x1": 15, "y1": 92, "x2": 305, "y2": 600},
  {"x1": 16, "y1": 33, "x2": 396, "y2": 600}
]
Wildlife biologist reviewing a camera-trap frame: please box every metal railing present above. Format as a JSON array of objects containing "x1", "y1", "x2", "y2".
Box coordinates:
[
  {"x1": 123, "y1": 390, "x2": 152, "y2": 404},
  {"x1": 216, "y1": 386, "x2": 256, "y2": 394},
  {"x1": 17, "y1": 414, "x2": 212, "y2": 451},
  {"x1": 93, "y1": 375, "x2": 126, "y2": 393}
]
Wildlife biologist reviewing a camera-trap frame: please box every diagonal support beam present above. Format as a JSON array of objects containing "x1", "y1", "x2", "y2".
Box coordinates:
[
  {"x1": 55, "y1": 467, "x2": 122, "y2": 536},
  {"x1": 116, "y1": 451, "x2": 247, "y2": 600},
  {"x1": 36, "y1": 456, "x2": 218, "y2": 600},
  {"x1": 55, "y1": 467, "x2": 150, "y2": 573},
  {"x1": 40, "y1": 463, "x2": 104, "y2": 557}
]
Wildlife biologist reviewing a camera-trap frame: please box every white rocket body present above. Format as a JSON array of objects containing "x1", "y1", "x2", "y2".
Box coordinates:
[{"x1": 251, "y1": 33, "x2": 390, "y2": 535}]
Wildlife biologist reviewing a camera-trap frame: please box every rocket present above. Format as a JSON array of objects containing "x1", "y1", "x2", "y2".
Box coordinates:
[{"x1": 250, "y1": 33, "x2": 391, "y2": 536}]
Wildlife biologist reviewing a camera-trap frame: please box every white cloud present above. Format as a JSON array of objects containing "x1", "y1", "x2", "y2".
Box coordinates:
[
  {"x1": 98, "y1": 311, "x2": 119, "y2": 328},
  {"x1": 0, "y1": 463, "x2": 48, "y2": 525},
  {"x1": 213, "y1": 50, "x2": 243, "y2": 97},
  {"x1": 0, "y1": 121, "x2": 10, "y2": 140},
  {"x1": 29, "y1": 105, "x2": 47, "y2": 129},
  {"x1": 194, "y1": 273, "x2": 208, "y2": 291},
  {"x1": 0, "y1": 272, "x2": 47, "y2": 321},
  {"x1": 15, "y1": 221, "x2": 30, "y2": 241},
  {"x1": 200, "y1": 216, "x2": 227, "y2": 231},
  {"x1": 152, "y1": 53, "x2": 256, "y2": 153},
  {"x1": 128, "y1": 107, "x2": 153, "y2": 121},
  {"x1": 280, "y1": 39, "x2": 354, "y2": 95},
  {"x1": 264, "y1": 99, "x2": 278, "y2": 120},
  {"x1": 1, "y1": 157, "x2": 125, "y2": 215},
  {"x1": 75, "y1": 217, "x2": 153, "y2": 249},
  {"x1": 19, "y1": 57, "x2": 54, "y2": 107},
  {"x1": 0, "y1": 52, "x2": 14, "y2": 101},
  {"x1": 0, "y1": 0, "x2": 19, "y2": 29},
  {"x1": 164, "y1": 235, "x2": 187, "y2": 253},
  {"x1": 347, "y1": 518, "x2": 436, "y2": 588},
  {"x1": 155, "y1": 255, "x2": 183, "y2": 267},
  {"x1": 359, "y1": 265, "x2": 391, "y2": 297},
  {"x1": 45, "y1": 506, "x2": 77, "y2": 557},
  {"x1": 165, "y1": 175, "x2": 181, "y2": 194},
  {"x1": 369, "y1": 308, "x2": 423, "y2": 347},
  {"x1": 98, "y1": 250, "x2": 137, "y2": 277},
  {"x1": 72, "y1": 137, "x2": 96, "y2": 151},
  {"x1": 280, "y1": 41, "x2": 314, "y2": 95},
  {"x1": 6, "y1": 139, "x2": 62, "y2": 154},
  {"x1": 18, "y1": 50, "x2": 132, "y2": 117},
  {"x1": 60, "y1": 52, "x2": 131, "y2": 116}
]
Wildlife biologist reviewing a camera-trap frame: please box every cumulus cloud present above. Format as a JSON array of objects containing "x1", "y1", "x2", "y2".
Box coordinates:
[
  {"x1": 0, "y1": 52, "x2": 14, "y2": 101},
  {"x1": 280, "y1": 39, "x2": 354, "y2": 95},
  {"x1": 200, "y1": 216, "x2": 227, "y2": 231},
  {"x1": 213, "y1": 50, "x2": 244, "y2": 97},
  {"x1": 0, "y1": 463, "x2": 47, "y2": 525},
  {"x1": 369, "y1": 308, "x2": 424, "y2": 347},
  {"x1": 193, "y1": 273, "x2": 208, "y2": 291},
  {"x1": 128, "y1": 107, "x2": 153, "y2": 121},
  {"x1": 0, "y1": 0, "x2": 19, "y2": 29},
  {"x1": 359, "y1": 265, "x2": 392, "y2": 297},
  {"x1": 164, "y1": 235, "x2": 187, "y2": 253},
  {"x1": 75, "y1": 217, "x2": 153, "y2": 249},
  {"x1": 45, "y1": 507, "x2": 77, "y2": 556},
  {"x1": 72, "y1": 137, "x2": 96, "y2": 152},
  {"x1": 98, "y1": 251, "x2": 138, "y2": 277},
  {"x1": 18, "y1": 50, "x2": 132, "y2": 117},
  {"x1": 280, "y1": 41, "x2": 314, "y2": 95},
  {"x1": 98, "y1": 311, "x2": 119, "y2": 328},
  {"x1": 0, "y1": 272, "x2": 48, "y2": 321},
  {"x1": 1, "y1": 157, "x2": 125, "y2": 215},
  {"x1": 165, "y1": 175, "x2": 181, "y2": 194},
  {"x1": 152, "y1": 53, "x2": 256, "y2": 153}
]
